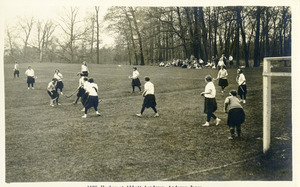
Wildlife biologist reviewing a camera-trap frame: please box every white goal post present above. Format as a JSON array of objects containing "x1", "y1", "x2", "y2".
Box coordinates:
[{"x1": 262, "y1": 56, "x2": 291, "y2": 154}]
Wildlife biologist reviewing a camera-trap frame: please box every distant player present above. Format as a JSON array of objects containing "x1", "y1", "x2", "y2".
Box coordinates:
[
  {"x1": 13, "y1": 61, "x2": 19, "y2": 78},
  {"x1": 214, "y1": 65, "x2": 229, "y2": 93},
  {"x1": 129, "y1": 67, "x2": 142, "y2": 93},
  {"x1": 54, "y1": 69, "x2": 64, "y2": 95},
  {"x1": 201, "y1": 75, "x2": 221, "y2": 127},
  {"x1": 136, "y1": 76, "x2": 159, "y2": 117},
  {"x1": 82, "y1": 78, "x2": 101, "y2": 118},
  {"x1": 25, "y1": 66, "x2": 35, "y2": 89},
  {"x1": 236, "y1": 69, "x2": 247, "y2": 103},
  {"x1": 81, "y1": 61, "x2": 89, "y2": 76},
  {"x1": 47, "y1": 78, "x2": 60, "y2": 106},
  {"x1": 224, "y1": 90, "x2": 245, "y2": 139}
]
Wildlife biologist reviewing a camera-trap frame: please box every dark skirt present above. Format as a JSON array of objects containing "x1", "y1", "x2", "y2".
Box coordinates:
[
  {"x1": 227, "y1": 108, "x2": 245, "y2": 127},
  {"x1": 132, "y1": 78, "x2": 141, "y2": 87},
  {"x1": 143, "y1": 94, "x2": 157, "y2": 108},
  {"x1": 204, "y1": 97, "x2": 217, "y2": 114},
  {"x1": 238, "y1": 85, "x2": 247, "y2": 95},
  {"x1": 77, "y1": 87, "x2": 85, "y2": 97},
  {"x1": 218, "y1": 78, "x2": 228, "y2": 87},
  {"x1": 81, "y1": 71, "x2": 88, "y2": 77},
  {"x1": 81, "y1": 93, "x2": 89, "y2": 106},
  {"x1": 85, "y1": 95, "x2": 99, "y2": 109},
  {"x1": 47, "y1": 90, "x2": 59, "y2": 99},
  {"x1": 27, "y1": 76, "x2": 35, "y2": 84},
  {"x1": 14, "y1": 70, "x2": 19, "y2": 75},
  {"x1": 56, "y1": 81, "x2": 64, "y2": 90}
]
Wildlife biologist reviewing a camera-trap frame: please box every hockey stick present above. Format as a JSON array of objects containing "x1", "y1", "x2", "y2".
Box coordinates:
[
  {"x1": 65, "y1": 87, "x2": 79, "y2": 98},
  {"x1": 239, "y1": 85, "x2": 245, "y2": 92}
]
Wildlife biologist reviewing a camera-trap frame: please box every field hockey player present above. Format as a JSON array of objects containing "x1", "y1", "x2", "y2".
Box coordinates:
[
  {"x1": 47, "y1": 78, "x2": 60, "y2": 106},
  {"x1": 25, "y1": 65, "x2": 35, "y2": 89},
  {"x1": 201, "y1": 75, "x2": 221, "y2": 127},
  {"x1": 54, "y1": 69, "x2": 64, "y2": 95},
  {"x1": 136, "y1": 76, "x2": 159, "y2": 117},
  {"x1": 82, "y1": 78, "x2": 101, "y2": 118},
  {"x1": 224, "y1": 90, "x2": 246, "y2": 140}
]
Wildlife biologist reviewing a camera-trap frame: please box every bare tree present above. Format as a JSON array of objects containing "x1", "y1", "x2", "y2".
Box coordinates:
[
  {"x1": 95, "y1": 6, "x2": 101, "y2": 64},
  {"x1": 36, "y1": 20, "x2": 56, "y2": 62},
  {"x1": 19, "y1": 16, "x2": 34, "y2": 59},
  {"x1": 58, "y1": 7, "x2": 87, "y2": 63}
]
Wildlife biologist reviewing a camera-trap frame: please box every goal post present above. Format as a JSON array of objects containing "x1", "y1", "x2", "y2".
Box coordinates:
[{"x1": 262, "y1": 56, "x2": 291, "y2": 154}]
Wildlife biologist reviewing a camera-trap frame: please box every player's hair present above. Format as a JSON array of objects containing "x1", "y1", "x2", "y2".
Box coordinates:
[
  {"x1": 84, "y1": 77, "x2": 89, "y2": 81},
  {"x1": 133, "y1": 67, "x2": 137, "y2": 70},
  {"x1": 230, "y1": 90, "x2": 237, "y2": 96},
  {"x1": 88, "y1": 78, "x2": 94, "y2": 83},
  {"x1": 145, "y1": 76, "x2": 150, "y2": 81},
  {"x1": 52, "y1": 78, "x2": 57, "y2": 82},
  {"x1": 238, "y1": 69, "x2": 243, "y2": 74},
  {"x1": 205, "y1": 75, "x2": 212, "y2": 82}
]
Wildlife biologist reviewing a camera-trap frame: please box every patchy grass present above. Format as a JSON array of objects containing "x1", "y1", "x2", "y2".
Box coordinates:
[{"x1": 5, "y1": 63, "x2": 292, "y2": 182}]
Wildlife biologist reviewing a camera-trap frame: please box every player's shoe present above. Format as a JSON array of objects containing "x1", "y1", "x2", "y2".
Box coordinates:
[
  {"x1": 202, "y1": 122, "x2": 210, "y2": 127},
  {"x1": 50, "y1": 104, "x2": 54, "y2": 107},
  {"x1": 216, "y1": 118, "x2": 221, "y2": 126},
  {"x1": 82, "y1": 115, "x2": 87, "y2": 118},
  {"x1": 154, "y1": 113, "x2": 159, "y2": 117},
  {"x1": 81, "y1": 108, "x2": 85, "y2": 112},
  {"x1": 228, "y1": 136, "x2": 234, "y2": 140},
  {"x1": 57, "y1": 103, "x2": 61, "y2": 105},
  {"x1": 96, "y1": 111, "x2": 101, "y2": 116},
  {"x1": 136, "y1": 113, "x2": 142, "y2": 117}
]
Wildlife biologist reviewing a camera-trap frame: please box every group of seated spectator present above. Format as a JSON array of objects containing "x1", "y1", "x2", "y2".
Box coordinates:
[{"x1": 158, "y1": 54, "x2": 234, "y2": 70}]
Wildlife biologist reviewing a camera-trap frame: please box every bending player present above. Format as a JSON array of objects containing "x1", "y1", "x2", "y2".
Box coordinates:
[{"x1": 82, "y1": 78, "x2": 101, "y2": 118}]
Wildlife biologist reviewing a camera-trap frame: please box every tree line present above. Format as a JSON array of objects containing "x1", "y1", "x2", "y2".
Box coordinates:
[{"x1": 4, "y1": 6, "x2": 291, "y2": 67}]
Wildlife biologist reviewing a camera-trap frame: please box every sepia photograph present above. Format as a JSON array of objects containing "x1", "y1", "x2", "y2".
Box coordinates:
[{"x1": 1, "y1": 0, "x2": 299, "y2": 187}]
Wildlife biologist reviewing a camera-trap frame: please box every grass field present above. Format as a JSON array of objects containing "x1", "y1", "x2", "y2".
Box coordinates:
[{"x1": 4, "y1": 63, "x2": 292, "y2": 182}]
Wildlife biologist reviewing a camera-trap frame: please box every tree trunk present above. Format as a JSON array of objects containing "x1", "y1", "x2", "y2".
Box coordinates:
[
  {"x1": 130, "y1": 7, "x2": 145, "y2": 65},
  {"x1": 95, "y1": 6, "x2": 100, "y2": 64},
  {"x1": 237, "y1": 7, "x2": 249, "y2": 67},
  {"x1": 254, "y1": 6, "x2": 261, "y2": 67}
]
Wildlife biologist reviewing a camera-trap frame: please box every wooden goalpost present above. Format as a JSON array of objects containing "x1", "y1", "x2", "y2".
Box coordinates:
[{"x1": 262, "y1": 56, "x2": 291, "y2": 154}]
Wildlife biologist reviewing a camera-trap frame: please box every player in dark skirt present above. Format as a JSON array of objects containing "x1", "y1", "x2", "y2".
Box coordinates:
[
  {"x1": 13, "y1": 61, "x2": 19, "y2": 78},
  {"x1": 224, "y1": 90, "x2": 245, "y2": 139},
  {"x1": 201, "y1": 75, "x2": 221, "y2": 127},
  {"x1": 82, "y1": 78, "x2": 101, "y2": 118},
  {"x1": 136, "y1": 76, "x2": 159, "y2": 117},
  {"x1": 129, "y1": 67, "x2": 142, "y2": 93},
  {"x1": 54, "y1": 69, "x2": 64, "y2": 95},
  {"x1": 47, "y1": 78, "x2": 60, "y2": 106},
  {"x1": 73, "y1": 74, "x2": 87, "y2": 104},
  {"x1": 214, "y1": 65, "x2": 228, "y2": 93},
  {"x1": 236, "y1": 69, "x2": 247, "y2": 103},
  {"x1": 25, "y1": 66, "x2": 35, "y2": 89},
  {"x1": 81, "y1": 61, "x2": 89, "y2": 76}
]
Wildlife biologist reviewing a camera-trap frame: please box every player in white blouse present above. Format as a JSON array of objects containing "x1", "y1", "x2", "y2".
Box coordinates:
[
  {"x1": 201, "y1": 75, "x2": 221, "y2": 127},
  {"x1": 25, "y1": 66, "x2": 35, "y2": 89},
  {"x1": 54, "y1": 69, "x2": 64, "y2": 95},
  {"x1": 81, "y1": 61, "x2": 89, "y2": 76},
  {"x1": 82, "y1": 78, "x2": 101, "y2": 118},
  {"x1": 136, "y1": 77, "x2": 159, "y2": 117},
  {"x1": 129, "y1": 67, "x2": 142, "y2": 93},
  {"x1": 13, "y1": 61, "x2": 19, "y2": 78},
  {"x1": 236, "y1": 69, "x2": 247, "y2": 103}
]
